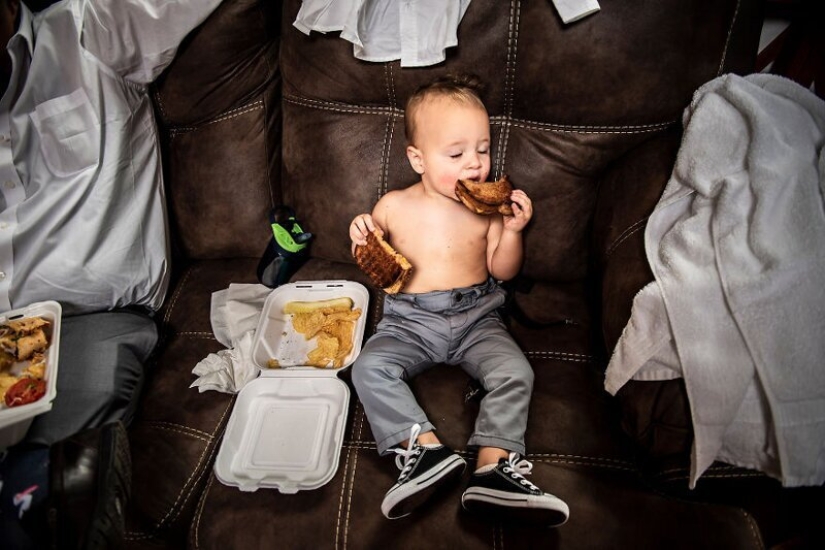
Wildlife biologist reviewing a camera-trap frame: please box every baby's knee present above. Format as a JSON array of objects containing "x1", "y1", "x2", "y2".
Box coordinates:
[
  {"x1": 350, "y1": 358, "x2": 370, "y2": 392},
  {"x1": 350, "y1": 353, "x2": 396, "y2": 392},
  {"x1": 491, "y1": 359, "x2": 534, "y2": 392}
]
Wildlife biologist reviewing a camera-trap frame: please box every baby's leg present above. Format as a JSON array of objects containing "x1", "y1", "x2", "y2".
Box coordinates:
[
  {"x1": 457, "y1": 319, "x2": 534, "y2": 457},
  {"x1": 351, "y1": 332, "x2": 438, "y2": 455},
  {"x1": 457, "y1": 324, "x2": 569, "y2": 526}
]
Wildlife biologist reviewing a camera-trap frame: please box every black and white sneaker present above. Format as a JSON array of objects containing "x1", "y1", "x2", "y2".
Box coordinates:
[
  {"x1": 461, "y1": 452, "x2": 569, "y2": 527},
  {"x1": 381, "y1": 424, "x2": 467, "y2": 519}
]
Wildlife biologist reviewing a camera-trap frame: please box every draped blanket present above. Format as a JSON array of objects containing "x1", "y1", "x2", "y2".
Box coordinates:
[{"x1": 605, "y1": 74, "x2": 825, "y2": 488}]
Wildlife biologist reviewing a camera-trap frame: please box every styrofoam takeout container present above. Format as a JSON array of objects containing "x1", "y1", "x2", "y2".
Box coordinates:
[
  {"x1": 214, "y1": 280, "x2": 368, "y2": 493},
  {"x1": 0, "y1": 300, "x2": 62, "y2": 450}
]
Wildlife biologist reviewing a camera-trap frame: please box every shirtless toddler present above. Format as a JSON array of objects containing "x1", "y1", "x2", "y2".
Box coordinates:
[{"x1": 349, "y1": 74, "x2": 569, "y2": 526}]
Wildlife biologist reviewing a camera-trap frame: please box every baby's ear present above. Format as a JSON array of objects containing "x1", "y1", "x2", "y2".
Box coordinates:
[{"x1": 406, "y1": 145, "x2": 425, "y2": 175}]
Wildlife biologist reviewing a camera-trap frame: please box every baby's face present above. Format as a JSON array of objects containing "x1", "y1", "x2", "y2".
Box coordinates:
[{"x1": 412, "y1": 97, "x2": 491, "y2": 198}]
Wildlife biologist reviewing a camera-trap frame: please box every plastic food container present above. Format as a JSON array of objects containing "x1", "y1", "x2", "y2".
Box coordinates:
[
  {"x1": 0, "y1": 300, "x2": 62, "y2": 450},
  {"x1": 214, "y1": 280, "x2": 368, "y2": 493}
]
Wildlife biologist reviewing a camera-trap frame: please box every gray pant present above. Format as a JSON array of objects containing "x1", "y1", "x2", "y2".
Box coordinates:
[
  {"x1": 351, "y1": 279, "x2": 533, "y2": 455},
  {"x1": 24, "y1": 310, "x2": 158, "y2": 445}
]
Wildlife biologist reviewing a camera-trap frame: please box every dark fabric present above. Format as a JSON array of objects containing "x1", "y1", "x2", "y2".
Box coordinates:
[{"x1": 0, "y1": 447, "x2": 49, "y2": 550}]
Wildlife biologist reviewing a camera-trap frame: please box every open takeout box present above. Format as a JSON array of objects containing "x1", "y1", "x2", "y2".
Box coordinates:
[
  {"x1": 214, "y1": 280, "x2": 369, "y2": 493},
  {"x1": 0, "y1": 300, "x2": 62, "y2": 450}
]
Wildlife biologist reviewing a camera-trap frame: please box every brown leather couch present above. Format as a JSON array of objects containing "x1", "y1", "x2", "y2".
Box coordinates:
[{"x1": 123, "y1": 0, "x2": 823, "y2": 548}]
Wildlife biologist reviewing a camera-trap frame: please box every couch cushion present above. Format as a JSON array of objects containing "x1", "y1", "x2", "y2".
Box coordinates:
[
  {"x1": 125, "y1": 260, "x2": 257, "y2": 545},
  {"x1": 153, "y1": 0, "x2": 282, "y2": 260}
]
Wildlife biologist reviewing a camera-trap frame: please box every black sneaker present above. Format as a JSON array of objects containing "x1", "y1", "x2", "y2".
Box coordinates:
[
  {"x1": 461, "y1": 452, "x2": 569, "y2": 527},
  {"x1": 381, "y1": 424, "x2": 466, "y2": 519}
]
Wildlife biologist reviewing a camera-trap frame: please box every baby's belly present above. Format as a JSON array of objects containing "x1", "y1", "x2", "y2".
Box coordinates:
[{"x1": 402, "y1": 263, "x2": 489, "y2": 294}]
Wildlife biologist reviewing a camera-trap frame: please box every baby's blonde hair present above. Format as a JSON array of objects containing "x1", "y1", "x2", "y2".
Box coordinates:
[{"x1": 404, "y1": 74, "x2": 486, "y2": 146}]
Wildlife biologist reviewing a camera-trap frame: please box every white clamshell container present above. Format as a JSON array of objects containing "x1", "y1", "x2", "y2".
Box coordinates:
[
  {"x1": 0, "y1": 300, "x2": 62, "y2": 450},
  {"x1": 214, "y1": 280, "x2": 369, "y2": 493}
]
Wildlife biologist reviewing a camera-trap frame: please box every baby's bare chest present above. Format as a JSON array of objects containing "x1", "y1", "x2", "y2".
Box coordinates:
[{"x1": 391, "y1": 208, "x2": 488, "y2": 264}]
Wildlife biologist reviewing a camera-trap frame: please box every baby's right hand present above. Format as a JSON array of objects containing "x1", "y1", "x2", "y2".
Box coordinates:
[{"x1": 349, "y1": 213, "x2": 381, "y2": 247}]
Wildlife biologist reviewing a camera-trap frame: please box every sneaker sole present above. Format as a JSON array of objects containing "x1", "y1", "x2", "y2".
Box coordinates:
[
  {"x1": 382, "y1": 455, "x2": 466, "y2": 519},
  {"x1": 461, "y1": 488, "x2": 569, "y2": 527}
]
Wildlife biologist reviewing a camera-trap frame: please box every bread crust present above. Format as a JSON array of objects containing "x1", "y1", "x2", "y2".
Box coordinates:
[{"x1": 354, "y1": 231, "x2": 413, "y2": 294}]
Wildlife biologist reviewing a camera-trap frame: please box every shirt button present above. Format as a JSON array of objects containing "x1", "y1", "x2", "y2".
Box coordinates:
[
  {"x1": 4, "y1": 181, "x2": 14, "y2": 189},
  {"x1": 0, "y1": 272, "x2": 6, "y2": 280},
  {"x1": 0, "y1": 223, "x2": 7, "y2": 230}
]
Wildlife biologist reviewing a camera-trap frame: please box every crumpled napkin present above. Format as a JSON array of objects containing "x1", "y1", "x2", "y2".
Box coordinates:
[{"x1": 190, "y1": 283, "x2": 273, "y2": 393}]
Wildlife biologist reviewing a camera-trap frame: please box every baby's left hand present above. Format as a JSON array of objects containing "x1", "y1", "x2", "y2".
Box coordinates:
[{"x1": 503, "y1": 189, "x2": 533, "y2": 232}]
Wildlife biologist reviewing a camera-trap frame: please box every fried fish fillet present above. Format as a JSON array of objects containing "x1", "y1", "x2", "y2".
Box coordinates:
[
  {"x1": 354, "y1": 230, "x2": 413, "y2": 294},
  {"x1": 455, "y1": 175, "x2": 514, "y2": 216}
]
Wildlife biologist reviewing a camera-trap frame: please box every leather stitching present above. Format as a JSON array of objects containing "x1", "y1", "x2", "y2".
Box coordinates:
[
  {"x1": 161, "y1": 265, "x2": 193, "y2": 329},
  {"x1": 530, "y1": 455, "x2": 634, "y2": 470},
  {"x1": 155, "y1": 399, "x2": 234, "y2": 529},
  {"x1": 338, "y1": 398, "x2": 367, "y2": 546},
  {"x1": 335, "y1": 442, "x2": 356, "y2": 548},
  {"x1": 141, "y1": 421, "x2": 213, "y2": 443},
  {"x1": 524, "y1": 350, "x2": 596, "y2": 363},
  {"x1": 742, "y1": 510, "x2": 765, "y2": 549},
  {"x1": 375, "y1": 64, "x2": 397, "y2": 199},
  {"x1": 169, "y1": 100, "x2": 264, "y2": 136},
  {"x1": 494, "y1": 0, "x2": 521, "y2": 180},
  {"x1": 284, "y1": 94, "x2": 402, "y2": 116},
  {"x1": 605, "y1": 217, "x2": 648, "y2": 259},
  {"x1": 190, "y1": 475, "x2": 216, "y2": 550},
  {"x1": 508, "y1": 119, "x2": 676, "y2": 134},
  {"x1": 379, "y1": 116, "x2": 393, "y2": 199},
  {"x1": 283, "y1": 97, "x2": 678, "y2": 135},
  {"x1": 717, "y1": 0, "x2": 742, "y2": 75}
]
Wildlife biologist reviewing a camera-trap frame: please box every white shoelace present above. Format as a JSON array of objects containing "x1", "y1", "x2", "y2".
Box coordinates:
[
  {"x1": 393, "y1": 423, "x2": 423, "y2": 481},
  {"x1": 502, "y1": 452, "x2": 540, "y2": 492}
]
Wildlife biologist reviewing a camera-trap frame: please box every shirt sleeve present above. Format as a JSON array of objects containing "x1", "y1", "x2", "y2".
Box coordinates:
[{"x1": 78, "y1": 0, "x2": 226, "y2": 84}]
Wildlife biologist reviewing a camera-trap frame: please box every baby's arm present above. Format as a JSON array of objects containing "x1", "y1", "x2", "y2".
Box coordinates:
[
  {"x1": 349, "y1": 194, "x2": 393, "y2": 254},
  {"x1": 487, "y1": 189, "x2": 533, "y2": 281}
]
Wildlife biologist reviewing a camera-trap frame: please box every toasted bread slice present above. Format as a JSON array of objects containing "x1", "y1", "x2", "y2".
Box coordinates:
[
  {"x1": 455, "y1": 176, "x2": 514, "y2": 216},
  {"x1": 354, "y1": 231, "x2": 413, "y2": 294}
]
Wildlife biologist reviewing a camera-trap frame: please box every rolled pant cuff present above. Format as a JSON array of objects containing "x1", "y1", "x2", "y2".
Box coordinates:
[{"x1": 467, "y1": 435, "x2": 525, "y2": 456}]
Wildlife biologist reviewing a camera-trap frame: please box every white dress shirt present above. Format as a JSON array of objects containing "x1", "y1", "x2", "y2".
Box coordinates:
[
  {"x1": 294, "y1": 0, "x2": 473, "y2": 68},
  {"x1": 0, "y1": 0, "x2": 222, "y2": 315}
]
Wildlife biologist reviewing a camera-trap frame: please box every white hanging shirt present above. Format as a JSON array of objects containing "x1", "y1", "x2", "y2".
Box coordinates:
[
  {"x1": 0, "y1": 0, "x2": 222, "y2": 315},
  {"x1": 294, "y1": 0, "x2": 473, "y2": 68}
]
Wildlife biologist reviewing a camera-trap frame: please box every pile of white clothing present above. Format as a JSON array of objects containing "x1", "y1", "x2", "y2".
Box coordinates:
[
  {"x1": 292, "y1": 1, "x2": 600, "y2": 68},
  {"x1": 605, "y1": 74, "x2": 825, "y2": 488},
  {"x1": 293, "y1": 0, "x2": 472, "y2": 67}
]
